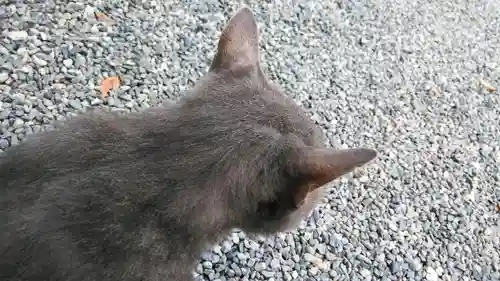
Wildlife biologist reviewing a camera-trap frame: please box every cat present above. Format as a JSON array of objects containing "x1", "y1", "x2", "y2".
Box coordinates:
[{"x1": 0, "y1": 7, "x2": 377, "y2": 281}]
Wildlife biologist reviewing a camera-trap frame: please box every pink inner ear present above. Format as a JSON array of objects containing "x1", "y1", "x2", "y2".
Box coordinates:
[
  {"x1": 290, "y1": 147, "x2": 377, "y2": 205},
  {"x1": 301, "y1": 147, "x2": 377, "y2": 183},
  {"x1": 308, "y1": 166, "x2": 344, "y2": 187},
  {"x1": 293, "y1": 183, "x2": 310, "y2": 207},
  {"x1": 293, "y1": 182, "x2": 321, "y2": 207}
]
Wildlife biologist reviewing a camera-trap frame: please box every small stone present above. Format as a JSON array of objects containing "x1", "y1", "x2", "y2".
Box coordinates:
[
  {"x1": 391, "y1": 262, "x2": 402, "y2": 273},
  {"x1": 5, "y1": 30, "x2": 28, "y2": 40},
  {"x1": 408, "y1": 258, "x2": 422, "y2": 271},
  {"x1": 202, "y1": 261, "x2": 212, "y2": 269},
  {"x1": 43, "y1": 99, "x2": 54, "y2": 108},
  {"x1": 252, "y1": 261, "x2": 266, "y2": 272},
  {"x1": 137, "y1": 94, "x2": 148, "y2": 102},
  {"x1": 221, "y1": 240, "x2": 232, "y2": 253},
  {"x1": 13, "y1": 94, "x2": 28, "y2": 105},
  {"x1": 90, "y1": 98, "x2": 103, "y2": 106},
  {"x1": 317, "y1": 244, "x2": 326, "y2": 255},
  {"x1": 304, "y1": 253, "x2": 317, "y2": 263},
  {"x1": 107, "y1": 97, "x2": 118, "y2": 107},
  {"x1": 270, "y1": 258, "x2": 280, "y2": 269},
  {"x1": 232, "y1": 234, "x2": 240, "y2": 244},
  {"x1": 16, "y1": 47, "x2": 28, "y2": 56},
  {"x1": 69, "y1": 100, "x2": 82, "y2": 110},
  {"x1": 308, "y1": 266, "x2": 319, "y2": 276},
  {"x1": 32, "y1": 125, "x2": 42, "y2": 133},
  {"x1": 261, "y1": 271, "x2": 275, "y2": 278},
  {"x1": 246, "y1": 258, "x2": 256, "y2": 268},
  {"x1": 0, "y1": 72, "x2": 8, "y2": 83},
  {"x1": 75, "y1": 54, "x2": 86, "y2": 67},
  {"x1": 426, "y1": 266, "x2": 439, "y2": 281},
  {"x1": 0, "y1": 110, "x2": 9, "y2": 120},
  {"x1": 357, "y1": 255, "x2": 371, "y2": 265},
  {"x1": 63, "y1": 58, "x2": 73, "y2": 67},
  {"x1": 360, "y1": 268, "x2": 371, "y2": 277},
  {"x1": 32, "y1": 55, "x2": 48, "y2": 66},
  {"x1": 247, "y1": 240, "x2": 260, "y2": 251},
  {"x1": 154, "y1": 43, "x2": 165, "y2": 54},
  {"x1": 124, "y1": 101, "x2": 134, "y2": 109},
  {"x1": 435, "y1": 266, "x2": 444, "y2": 276},
  {"x1": 359, "y1": 175, "x2": 369, "y2": 183},
  {"x1": 0, "y1": 138, "x2": 8, "y2": 149},
  {"x1": 447, "y1": 243, "x2": 456, "y2": 256},
  {"x1": 13, "y1": 118, "x2": 24, "y2": 128},
  {"x1": 236, "y1": 253, "x2": 247, "y2": 261},
  {"x1": 39, "y1": 32, "x2": 49, "y2": 41}
]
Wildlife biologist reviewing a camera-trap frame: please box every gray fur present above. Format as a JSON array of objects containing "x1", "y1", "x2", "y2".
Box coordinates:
[{"x1": 0, "y1": 7, "x2": 376, "y2": 281}]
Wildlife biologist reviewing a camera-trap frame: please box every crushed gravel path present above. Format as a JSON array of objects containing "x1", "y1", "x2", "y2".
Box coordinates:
[{"x1": 1, "y1": 0, "x2": 499, "y2": 280}]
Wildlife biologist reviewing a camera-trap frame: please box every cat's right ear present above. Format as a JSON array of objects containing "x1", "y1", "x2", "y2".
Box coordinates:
[
  {"x1": 209, "y1": 7, "x2": 260, "y2": 72},
  {"x1": 288, "y1": 147, "x2": 377, "y2": 207}
]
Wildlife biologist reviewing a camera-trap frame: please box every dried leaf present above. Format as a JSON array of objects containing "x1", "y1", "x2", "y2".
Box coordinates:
[
  {"x1": 99, "y1": 76, "x2": 121, "y2": 98},
  {"x1": 429, "y1": 86, "x2": 440, "y2": 96},
  {"x1": 478, "y1": 79, "x2": 496, "y2": 93},
  {"x1": 496, "y1": 203, "x2": 500, "y2": 213},
  {"x1": 94, "y1": 12, "x2": 114, "y2": 24}
]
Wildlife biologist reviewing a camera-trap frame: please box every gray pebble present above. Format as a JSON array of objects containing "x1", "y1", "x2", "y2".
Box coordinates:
[
  {"x1": 255, "y1": 262, "x2": 266, "y2": 271},
  {"x1": 0, "y1": 138, "x2": 8, "y2": 150},
  {"x1": 32, "y1": 55, "x2": 48, "y2": 67},
  {"x1": 261, "y1": 271, "x2": 275, "y2": 278},
  {"x1": 408, "y1": 258, "x2": 422, "y2": 271},
  {"x1": 74, "y1": 54, "x2": 86, "y2": 67},
  {"x1": 390, "y1": 262, "x2": 402, "y2": 273},
  {"x1": 13, "y1": 118, "x2": 24, "y2": 129},
  {"x1": 68, "y1": 100, "x2": 82, "y2": 110},
  {"x1": 0, "y1": 72, "x2": 8, "y2": 83},
  {"x1": 0, "y1": 110, "x2": 10, "y2": 120},
  {"x1": 270, "y1": 258, "x2": 280, "y2": 269}
]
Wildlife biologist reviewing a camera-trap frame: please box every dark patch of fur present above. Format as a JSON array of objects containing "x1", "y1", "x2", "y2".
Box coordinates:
[{"x1": 0, "y1": 8, "x2": 375, "y2": 281}]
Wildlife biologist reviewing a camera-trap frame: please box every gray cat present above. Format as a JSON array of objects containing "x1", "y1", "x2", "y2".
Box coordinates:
[{"x1": 0, "y1": 7, "x2": 377, "y2": 281}]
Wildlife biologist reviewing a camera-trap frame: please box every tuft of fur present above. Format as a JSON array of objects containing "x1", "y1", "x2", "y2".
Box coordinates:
[{"x1": 0, "y1": 7, "x2": 376, "y2": 281}]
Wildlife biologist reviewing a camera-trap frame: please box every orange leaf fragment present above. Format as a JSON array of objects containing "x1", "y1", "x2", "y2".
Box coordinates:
[
  {"x1": 478, "y1": 79, "x2": 496, "y2": 93},
  {"x1": 94, "y1": 12, "x2": 111, "y2": 23},
  {"x1": 99, "y1": 76, "x2": 121, "y2": 98}
]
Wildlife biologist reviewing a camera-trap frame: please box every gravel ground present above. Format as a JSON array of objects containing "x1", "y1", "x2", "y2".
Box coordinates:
[{"x1": 1, "y1": 0, "x2": 500, "y2": 280}]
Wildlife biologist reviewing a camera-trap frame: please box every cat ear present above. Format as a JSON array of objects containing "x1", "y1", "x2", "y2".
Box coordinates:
[
  {"x1": 209, "y1": 7, "x2": 260, "y2": 72},
  {"x1": 290, "y1": 148, "x2": 377, "y2": 206}
]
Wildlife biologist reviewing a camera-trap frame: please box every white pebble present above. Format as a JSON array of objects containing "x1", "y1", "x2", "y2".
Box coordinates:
[
  {"x1": 425, "y1": 266, "x2": 439, "y2": 281},
  {"x1": 5, "y1": 30, "x2": 28, "y2": 40}
]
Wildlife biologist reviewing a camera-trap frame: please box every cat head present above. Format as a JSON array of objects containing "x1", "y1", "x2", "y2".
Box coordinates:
[{"x1": 197, "y1": 8, "x2": 377, "y2": 234}]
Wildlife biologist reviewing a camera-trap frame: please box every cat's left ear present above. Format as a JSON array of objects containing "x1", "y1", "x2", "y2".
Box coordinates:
[
  {"x1": 209, "y1": 7, "x2": 260, "y2": 72},
  {"x1": 288, "y1": 147, "x2": 377, "y2": 207}
]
